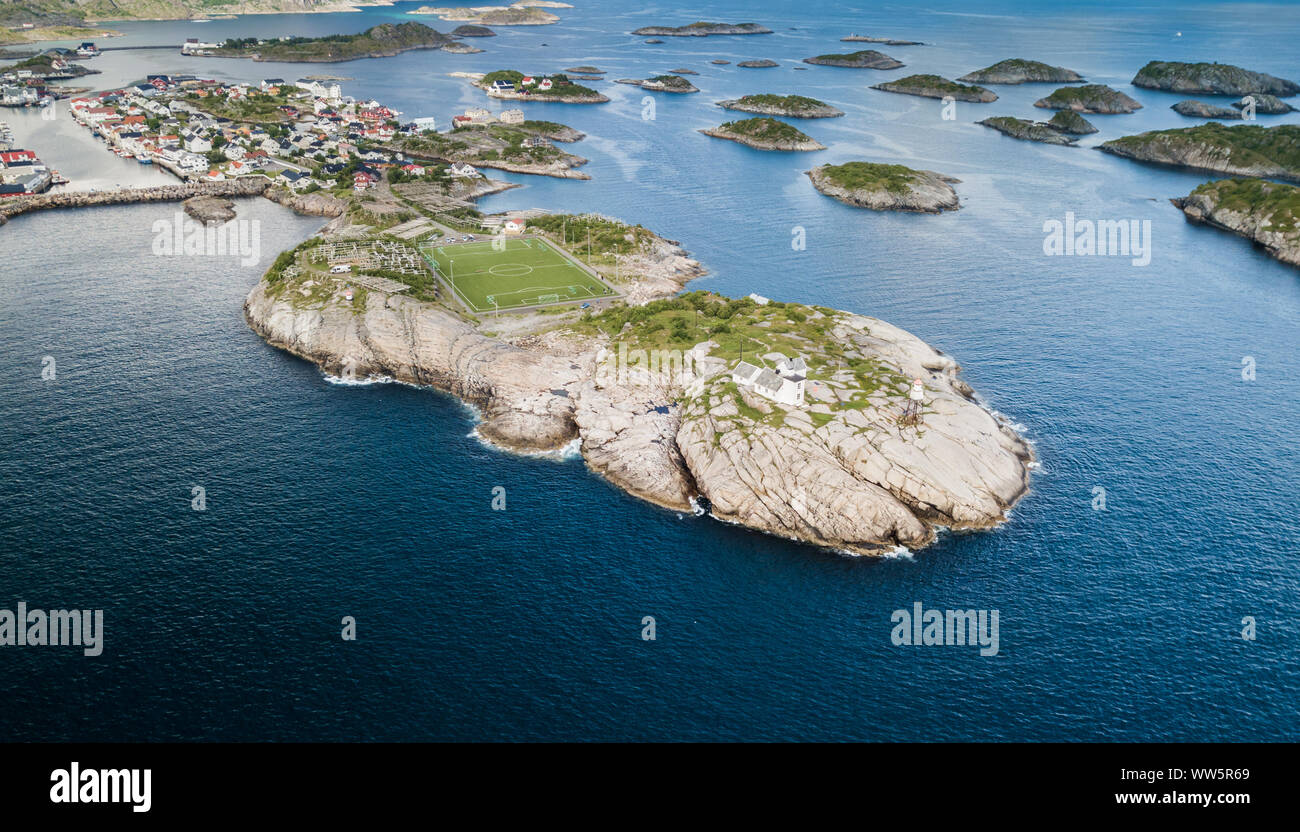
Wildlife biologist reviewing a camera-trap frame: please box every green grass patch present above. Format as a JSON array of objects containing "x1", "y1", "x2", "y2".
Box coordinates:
[{"x1": 418, "y1": 237, "x2": 614, "y2": 311}]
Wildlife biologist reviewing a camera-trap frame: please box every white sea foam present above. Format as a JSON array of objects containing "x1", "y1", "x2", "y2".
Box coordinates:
[{"x1": 322, "y1": 372, "x2": 394, "y2": 387}]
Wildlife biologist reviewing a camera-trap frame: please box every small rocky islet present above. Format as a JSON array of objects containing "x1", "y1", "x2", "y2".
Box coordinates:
[
  {"x1": 1233, "y1": 93, "x2": 1296, "y2": 114},
  {"x1": 806, "y1": 161, "x2": 961, "y2": 213},
  {"x1": 978, "y1": 116, "x2": 1078, "y2": 146},
  {"x1": 632, "y1": 22, "x2": 773, "y2": 36},
  {"x1": 615, "y1": 74, "x2": 699, "y2": 93},
  {"x1": 1132, "y1": 60, "x2": 1300, "y2": 96},
  {"x1": 717, "y1": 94, "x2": 844, "y2": 118},
  {"x1": 871, "y1": 74, "x2": 997, "y2": 102},
  {"x1": 1048, "y1": 109, "x2": 1099, "y2": 134},
  {"x1": 958, "y1": 58, "x2": 1084, "y2": 85},
  {"x1": 841, "y1": 34, "x2": 924, "y2": 46},
  {"x1": 700, "y1": 118, "x2": 825, "y2": 151},
  {"x1": 1171, "y1": 100, "x2": 1243, "y2": 120},
  {"x1": 1033, "y1": 84, "x2": 1142, "y2": 114},
  {"x1": 803, "y1": 49, "x2": 904, "y2": 69}
]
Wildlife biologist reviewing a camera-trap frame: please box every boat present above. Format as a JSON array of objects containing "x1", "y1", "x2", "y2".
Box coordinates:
[
  {"x1": 136, "y1": 154, "x2": 153, "y2": 164},
  {"x1": 50, "y1": 171, "x2": 69, "y2": 185}
]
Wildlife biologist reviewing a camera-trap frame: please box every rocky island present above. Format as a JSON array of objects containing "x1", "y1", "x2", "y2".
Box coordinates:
[
  {"x1": 871, "y1": 74, "x2": 998, "y2": 102},
  {"x1": 842, "y1": 34, "x2": 924, "y2": 46},
  {"x1": 1099, "y1": 123, "x2": 1300, "y2": 183},
  {"x1": 615, "y1": 74, "x2": 699, "y2": 93},
  {"x1": 1047, "y1": 109, "x2": 1098, "y2": 134},
  {"x1": 244, "y1": 208, "x2": 1030, "y2": 556},
  {"x1": 1171, "y1": 100, "x2": 1243, "y2": 120},
  {"x1": 475, "y1": 70, "x2": 609, "y2": 103},
  {"x1": 807, "y1": 162, "x2": 960, "y2": 213},
  {"x1": 632, "y1": 22, "x2": 773, "y2": 36},
  {"x1": 717, "y1": 94, "x2": 844, "y2": 118},
  {"x1": 700, "y1": 118, "x2": 826, "y2": 151},
  {"x1": 978, "y1": 116, "x2": 1078, "y2": 145},
  {"x1": 958, "y1": 58, "x2": 1084, "y2": 85},
  {"x1": 1233, "y1": 94, "x2": 1295, "y2": 115},
  {"x1": 408, "y1": 3, "x2": 563, "y2": 25},
  {"x1": 1172, "y1": 178, "x2": 1300, "y2": 268},
  {"x1": 205, "y1": 23, "x2": 463, "y2": 62},
  {"x1": 1033, "y1": 84, "x2": 1142, "y2": 114},
  {"x1": 737, "y1": 59, "x2": 779, "y2": 68},
  {"x1": 804, "y1": 49, "x2": 903, "y2": 69},
  {"x1": 1132, "y1": 60, "x2": 1300, "y2": 96},
  {"x1": 182, "y1": 195, "x2": 238, "y2": 225},
  {"x1": 451, "y1": 24, "x2": 496, "y2": 37}
]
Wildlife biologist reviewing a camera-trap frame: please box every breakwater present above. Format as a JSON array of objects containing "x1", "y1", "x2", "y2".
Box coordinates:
[{"x1": 0, "y1": 178, "x2": 272, "y2": 226}]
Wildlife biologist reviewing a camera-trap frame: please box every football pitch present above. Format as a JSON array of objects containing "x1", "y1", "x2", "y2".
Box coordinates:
[{"x1": 418, "y1": 237, "x2": 616, "y2": 312}]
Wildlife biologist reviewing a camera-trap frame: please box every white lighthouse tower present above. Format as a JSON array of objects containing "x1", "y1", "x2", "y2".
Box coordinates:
[{"x1": 902, "y1": 378, "x2": 924, "y2": 425}]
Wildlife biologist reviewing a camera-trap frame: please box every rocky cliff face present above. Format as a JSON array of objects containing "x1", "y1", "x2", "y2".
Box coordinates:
[
  {"x1": 245, "y1": 269, "x2": 1031, "y2": 555},
  {"x1": 245, "y1": 285, "x2": 586, "y2": 450},
  {"x1": 1172, "y1": 179, "x2": 1300, "y2": 268},
  {"x1": 1099, "y1": 125, "x2": 1300, "y2": 183},
  {"x1": 676, "y1": 316, "x2": 1031, "y2": 553}
]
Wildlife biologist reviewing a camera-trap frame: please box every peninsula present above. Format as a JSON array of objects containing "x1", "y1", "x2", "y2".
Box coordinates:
[
  {"x1": 958, "y1": 58, "x2": 1084, "y2": 85},
  {"x1": 1033, "y1": 84, "x2": 1142, "y2": 114},
  {"x1": 1132, "y1": 61, "x2": 1300, "y2": 96},
  {"x1": 804, "y1": 50, "x2": 903, "y2": 70},
  {"x1": 632, "y1": 22, "x2": 773, "y2": 36},
  {"x1": 205, "y1": 23, "x2": 461, "y2": 62},
  {"x1": 871, "y1": 74, "x2": 997, "y2": 102},
  {"x1": 717, "y1": 94, "x2": 844, "y2": 118},
  {"x1": 407, "y1": 3, "x2": 563, "y2": 25},
  {"x1": 1099, "y1": 123, "x2": 1300, "y2": 183},
  {"x1": 806, "y1": 162, "x2": 960, "y2": 213},
  {"x1": 1172, "y1": 178, "x2": 1300, "y2": 268},
  {"x1": 700, "y1": 118, "x2": 825, "y2": 151},
  {"x1": 243, "y1": 209, "x2": 1030, "y2": 556}
]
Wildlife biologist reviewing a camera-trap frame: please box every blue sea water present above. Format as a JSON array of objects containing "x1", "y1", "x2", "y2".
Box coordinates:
[{"x1": 1, "y1": 0, "x2": 1297, "y2": 741}]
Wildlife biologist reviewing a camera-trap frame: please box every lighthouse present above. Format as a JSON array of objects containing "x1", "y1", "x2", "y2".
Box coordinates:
[{"x1": 902, "y1": 378, "x2": 924, "y2": 425}]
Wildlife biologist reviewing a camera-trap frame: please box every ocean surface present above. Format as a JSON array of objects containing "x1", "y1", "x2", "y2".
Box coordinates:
[{"x1": 1, "y1": 0, "x2": 1297, "y2": 741}]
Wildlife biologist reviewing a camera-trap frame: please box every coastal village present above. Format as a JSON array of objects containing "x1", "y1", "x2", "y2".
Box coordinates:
[{"x1": 0, "y1": 43, "x2": 519, "y2": 197}]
